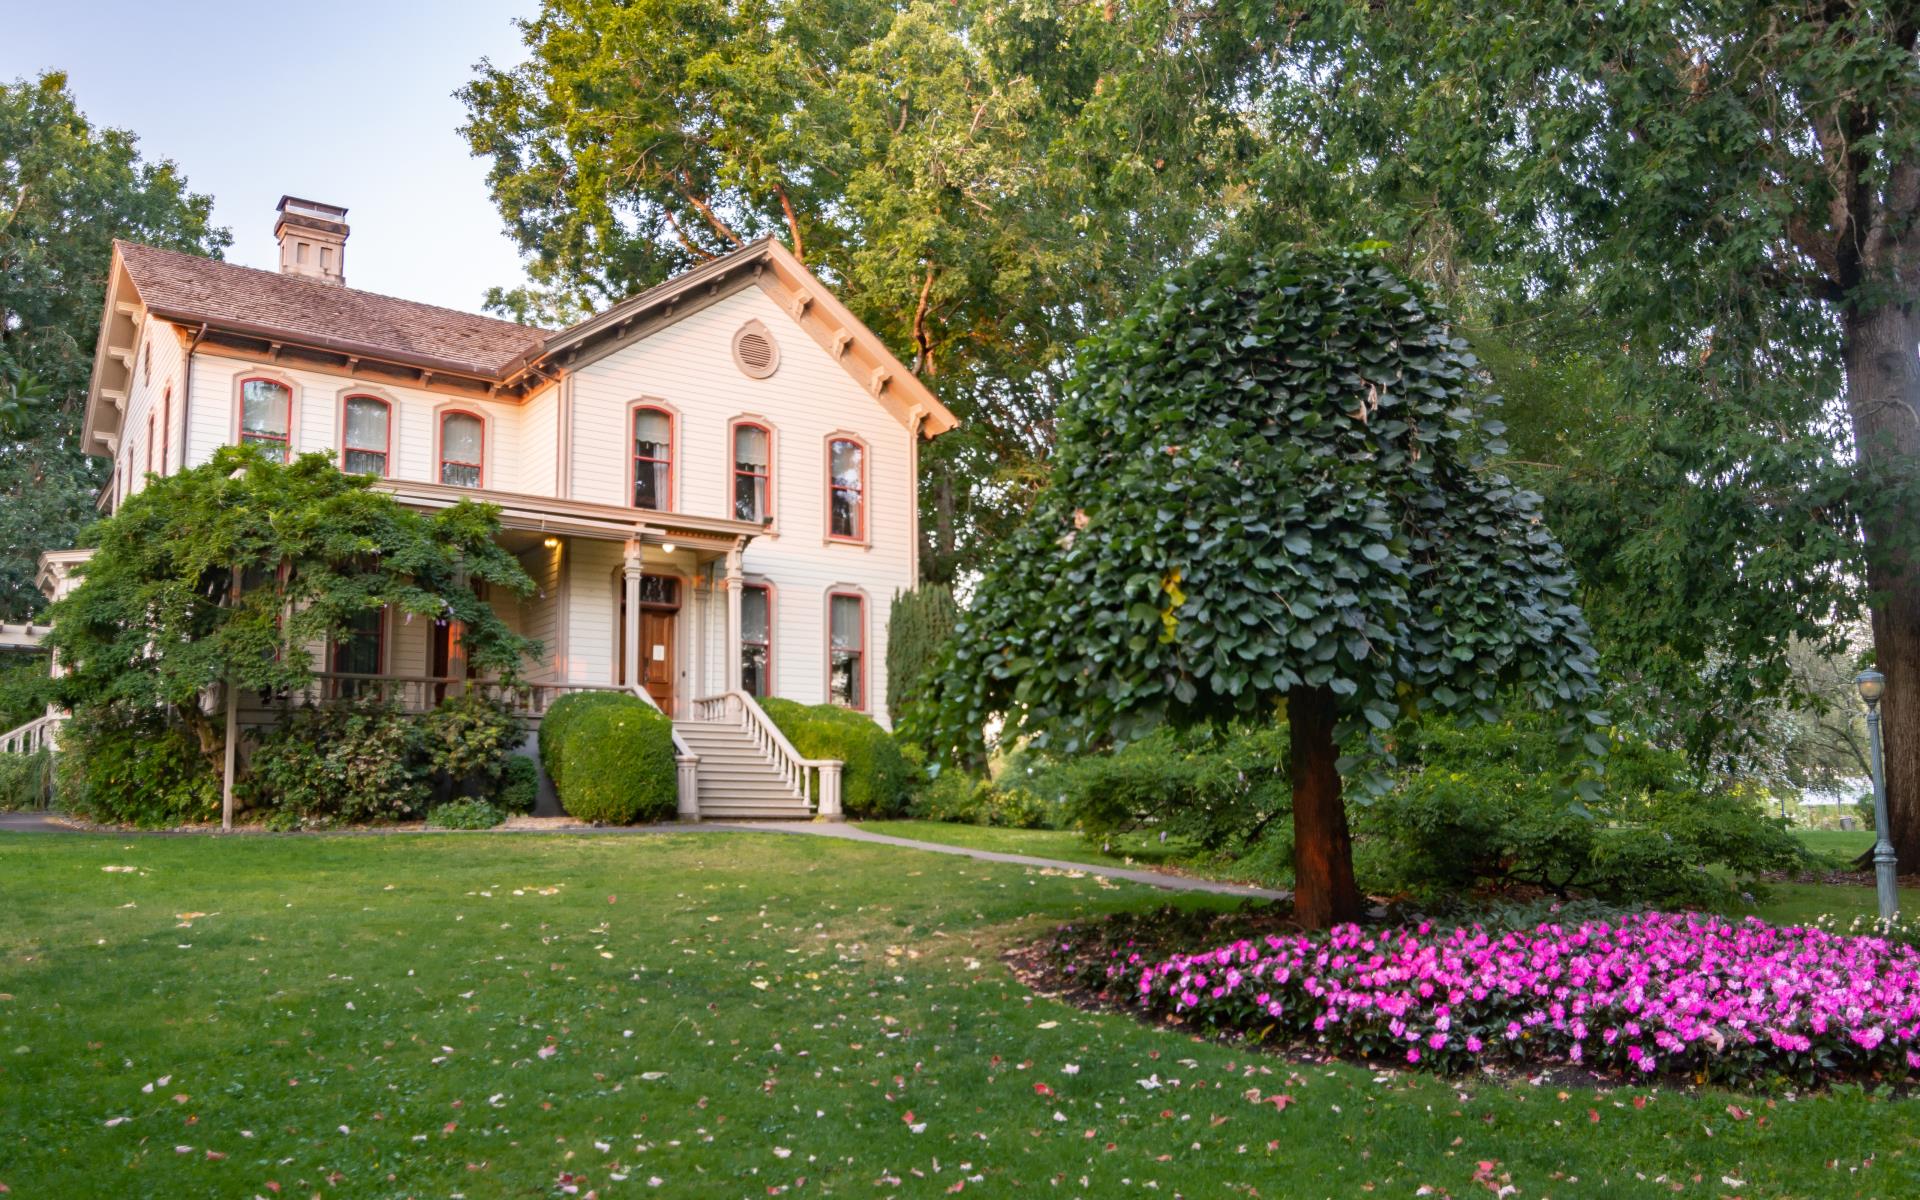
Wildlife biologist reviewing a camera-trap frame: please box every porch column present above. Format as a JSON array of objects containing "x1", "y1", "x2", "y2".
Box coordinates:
[
  {"x1": 621, "y1": 538, "x2": 644, "y2": 691},
  {"x1": 724, "y1": 537, "x2": 746, "y2": 694}
]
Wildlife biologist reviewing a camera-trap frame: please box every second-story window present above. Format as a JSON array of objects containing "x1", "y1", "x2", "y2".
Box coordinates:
[
  {"x1": 240, "y1": 378, "x2": 292, "y2": 462},
  {"x1": 741, "y1": 583, "x2": 771, "y2": 697},
  {"x1": 633, "y1": 406, "x2": 672, "y2": 510},
  {"x1": 733, "y1": 423, "x2": 770, "y2": 523},
  {"x1": 343, "y1": 396, "x2": 391, "y2": 476},
  {"x1": 440, "y1": 411, "x2": 484, "y2": 487},
  {"x1": 828, "y1": 437, "x2": 865, "y2": 541}
]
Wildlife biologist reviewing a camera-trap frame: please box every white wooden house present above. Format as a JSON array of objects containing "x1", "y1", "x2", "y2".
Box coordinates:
[{"x1": 26, "y1": 196, "x2": 957, "y2": 820}]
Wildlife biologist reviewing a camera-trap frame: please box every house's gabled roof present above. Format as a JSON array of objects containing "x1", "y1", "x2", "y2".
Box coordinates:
[
  {"x1": 543, "y1": 238, "x2": 959, "y2": 437},
  {"x1": 83, "y1": 235, "x2": 956, "y2": 460},
  {"x1": 116, "y1": 241, "x2": 547, "y2": 379}
]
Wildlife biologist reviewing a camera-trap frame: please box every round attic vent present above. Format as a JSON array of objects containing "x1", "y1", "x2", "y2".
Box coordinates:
[{"x1": 732, "y1": 320, "x2": 780, "y2": 379}]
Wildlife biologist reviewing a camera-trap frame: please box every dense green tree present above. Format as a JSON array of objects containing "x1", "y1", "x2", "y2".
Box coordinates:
[
  {"x1": 0, "y1": 72, "x2": 228, "y2": 619},
  {"x1": 45, "y1": 448, "x2": 535, "y2": 767},
  {"x1": 1246, "y1": 2, "x2": 1920, "y2": 860},
  {"x1": 924, "y1": 249, "x2": 1600, "y2": 927},
  {"x1": 458, "y1": 0, "x2": 1266, "y2": 582}
]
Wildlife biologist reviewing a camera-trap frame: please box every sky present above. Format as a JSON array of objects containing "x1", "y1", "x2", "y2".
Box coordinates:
[{"x1": 2, "y1": 0, "x2": 542, "y2": 315}]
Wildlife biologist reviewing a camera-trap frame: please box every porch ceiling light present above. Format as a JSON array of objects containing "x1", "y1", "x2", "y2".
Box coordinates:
[
  {"x1": 662, "y1": 541, "x2": 677, "y2": 554},
  {"x1": 542, "y1": 535, "x2": 561, "y2": 549}
]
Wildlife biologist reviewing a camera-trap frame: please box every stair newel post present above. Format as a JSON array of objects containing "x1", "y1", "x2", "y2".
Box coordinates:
[
  {"x1": 818, "y1": 762, "x2": 844, "y2": 821},
  {"x1": 676, "y1": 752, "x2": 701, "y2": 822}
]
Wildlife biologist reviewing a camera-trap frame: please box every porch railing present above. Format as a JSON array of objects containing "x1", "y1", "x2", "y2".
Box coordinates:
[
  {"x1": 301, "y1": 673, "x2": 700, "y2": 820},
  {"x1": 691, "y1": 690, "x2": 842, "y2": 818},
  {"x1": 0, "y1": 712, "x2": 65, "y2": 756}
]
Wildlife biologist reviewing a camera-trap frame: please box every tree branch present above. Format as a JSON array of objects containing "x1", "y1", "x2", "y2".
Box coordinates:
[
  {"x1": 675, "y1": 171, "x2": 745, "y2": 247},
  {"x1": 773, "y1": 182, "x2": 805, "y2": 262}
]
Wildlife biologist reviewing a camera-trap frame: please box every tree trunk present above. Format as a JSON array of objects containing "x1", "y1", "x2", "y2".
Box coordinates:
[
  {"x1": 1846, "y1": 301, "x2": 1920, "y2": 868},
  {"x1": 1288, "y1": 685, "x2": 1364, "y2": 928}
]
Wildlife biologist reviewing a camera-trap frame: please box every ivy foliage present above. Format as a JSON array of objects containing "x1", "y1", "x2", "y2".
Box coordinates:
[
  {"x1": 926, "y1": 247, "x2": 1601, "y2": 763},
  {"x1": 45, "y1": 447, "x2": 536, "y2": 758}
]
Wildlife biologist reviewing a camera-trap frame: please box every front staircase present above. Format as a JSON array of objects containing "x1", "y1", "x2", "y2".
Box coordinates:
[
  {"x1": 673, "y1": 720, "x2": 813, "y2": 820},
  {"x1": 679, "y1": 691, "x2": 844, "y2": 822}
]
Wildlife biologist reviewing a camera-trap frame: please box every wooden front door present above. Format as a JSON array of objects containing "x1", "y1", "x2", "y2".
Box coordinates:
[{"x1": 640, "y1": 608, "x2": 676, "y2": 712}]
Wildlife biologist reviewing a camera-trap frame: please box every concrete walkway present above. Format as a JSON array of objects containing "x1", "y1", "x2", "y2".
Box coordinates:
[{"x1": 0, "y1": 810, "x2": 1287, "y2": 902}]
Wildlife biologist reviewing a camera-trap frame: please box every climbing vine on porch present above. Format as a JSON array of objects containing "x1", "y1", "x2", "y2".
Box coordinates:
[{"x1": 45, "y1": 446, "x2": 535, "y2": 766}]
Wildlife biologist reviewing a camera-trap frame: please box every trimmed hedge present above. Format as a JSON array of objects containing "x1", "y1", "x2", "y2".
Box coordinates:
[
  {"x1": 760, "y1": 698, "x2": 912, "y2": 818},
  {"x1": 538, "y1": 691, "x2": 638, "y2": 793},
  {"x1": 540, "y1": 691, "x2": 676, "y2": 824}
]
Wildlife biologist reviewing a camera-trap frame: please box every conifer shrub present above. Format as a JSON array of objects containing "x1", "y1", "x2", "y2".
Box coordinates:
[{"x1": 497, "y1": 754, "x2": 539, "y2": 814}]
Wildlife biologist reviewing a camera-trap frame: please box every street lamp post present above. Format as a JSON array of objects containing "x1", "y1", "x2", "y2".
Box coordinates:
[{"x1": 1856, "y1": 670, "x2": 1898, "y2": 922}]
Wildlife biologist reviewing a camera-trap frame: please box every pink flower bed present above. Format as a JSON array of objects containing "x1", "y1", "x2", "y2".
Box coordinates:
[{"x1": 1112, "y1": 912, "x2": 1920, "y2": 1084}]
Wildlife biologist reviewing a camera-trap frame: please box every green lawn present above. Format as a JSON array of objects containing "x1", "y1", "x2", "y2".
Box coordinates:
[
  {"x1": 1793, "y1": 827, "x2": 1875, "y2": 864},
  {"x1": 4, "y1": 831, "x2": 1918, "y2": 1197},
  {"x1": 853, "y1": 819, "x2": 1192, "y2": 869}
]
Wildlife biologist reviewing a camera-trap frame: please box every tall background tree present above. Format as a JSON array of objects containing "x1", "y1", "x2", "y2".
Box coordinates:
[
  {"x1": 0, "y1": 72, "x2": 228, "y2": 619},
  {"x1": 1243, "y1": 0, "x2": 1920, "y2": 862},
  {"x1": 458, "y1": 0, "x2": 1267, "y2": 583}
]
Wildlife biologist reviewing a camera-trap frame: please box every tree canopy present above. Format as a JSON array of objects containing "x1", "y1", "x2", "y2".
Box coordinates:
[
  {"x1": 458, "y1": 0, "x2": 1267, "y2": 582},
  {"x1": 923, "y1": 247, "x2": 1601, "y2": 925},
  {"x1": 46, "y1": 448, "x2": 535, "y2": 761},
  {"x1": 0, "y1": 72, "x2": 228, "y2": 619}
]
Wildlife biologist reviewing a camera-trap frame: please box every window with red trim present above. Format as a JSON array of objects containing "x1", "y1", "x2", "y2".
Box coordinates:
[
  {"x1": 633, "y1": 406, "x2": 672, "y2": 510},
  {"x1": 741, "y1": 584, "x2": 771, "y2": 697},
  {"x1": 828, "y1": 592, "x2": 864, "y2": 709},
  {"x1": 239, "y1": 378, "x2": 292, "y2": 461},
  {"x1": 828, "y1": 438, "x2": 864, "y2": 540},
  {"x1": 440, "y1": 411, "x2": 484, "y2": 487},
  {"x1": 733, "y1": 423, "x2": 770, "y2": 523},
  {"x1": 329, "y1": 607, "x2": 385, "y2": 698},
  {"x1": 146, "y1": 412, "x2": 154, "y2": 476},
  {"x1": 160, "y1": 386, "x2": 171, "y2": 474},
  {"x1": 343, "y1": 395, "x2": 391, "y2": 476}
]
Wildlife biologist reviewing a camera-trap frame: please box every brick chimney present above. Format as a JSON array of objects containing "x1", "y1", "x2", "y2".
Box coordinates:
[{"x1": 274, "y1": 196, "x2": 349, "y2": 285}]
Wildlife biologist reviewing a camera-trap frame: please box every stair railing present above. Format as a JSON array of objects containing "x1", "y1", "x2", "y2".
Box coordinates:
[
  {"x1": 0, "y1": 712, "x2": 66, "y2": 756},
  {"x1": 690, "y1": 691, "x2": 843, "y2": 818}
]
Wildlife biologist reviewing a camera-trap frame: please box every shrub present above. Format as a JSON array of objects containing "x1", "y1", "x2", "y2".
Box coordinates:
[
  {"x1": 427, "y1": 797, "x2": 505, "y2": 829},
  {"x1": 538, "y1": 691, "x2": 637, "y2": 793},
  {"x1": 420, "y1": 692, "x2": 525, "y2": 800},
  {"x1": 761, "y1": 698, "x2": 912, "y2": 818},
  {"x1": 911, "y1": 768, "x2": 1062, "y2": 829},
  {"x1": 0, "y1": 749, "x2": 53, "y2": 811},
  {"x1": 57, "y1": 705, "x2": 219, "y2": 828},
  {"x1": 552, "y1": 693, "x2": 676, "y2": 824},
  {"x1": 1356, "y1": 715, "x2": 1804, "y2": 908},
  {"x1": 1048, "y1": 724, "x2": 1291, "y2": 853},
  {"x1": 497, "y1": 754, "x2": 539, "y2": 814},
  {"x1": 246, "y1": 699, "x2": 428, "y2": 828}
]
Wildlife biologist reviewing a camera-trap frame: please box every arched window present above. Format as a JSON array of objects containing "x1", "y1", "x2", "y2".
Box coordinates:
[
  {"x1": 239, "y1": 377, "x2": 292, "y2": 461},
  {"x1": 733, "y1": 422, "x2": 771, "y2": 523},
  {"x1": 827, "y1": 437, "x2": 865, "y2": 541},
  {"x1": 439, "y1": 411, "x2": 484, "y2": 487},
  {"x1": 632, "y1": 405, "x2": 673, "y2": 511},
  {"x1": 342, "y1": 395, "x2": 391, "y2": 477},
  {"x1": 827, "y1": 591, "x2": 866, "y2": 709},
  {"x1": 741, "y1": 583, "x2": 772, "y2": 697}
]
